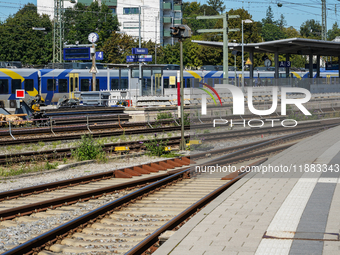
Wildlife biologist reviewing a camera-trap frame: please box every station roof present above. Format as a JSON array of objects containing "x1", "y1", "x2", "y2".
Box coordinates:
[{"x1": 192, "y1": 38, "x2": 340, "y2": 56}]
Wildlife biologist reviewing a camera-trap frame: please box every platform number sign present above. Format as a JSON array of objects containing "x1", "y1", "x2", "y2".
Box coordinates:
[
  {"x1": 16, "y1": 89, "x2": 25, "y2": 98},
  {"x1": 279, "y1": 61, "x2": 291, "y2": 68},
  {"x1": 96, "y1": 51, "x2": 104, "y2": 60}
]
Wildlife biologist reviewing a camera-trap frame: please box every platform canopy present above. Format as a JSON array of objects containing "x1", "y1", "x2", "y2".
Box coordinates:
[
  {"x1": 192, "y1": 37, "x2": 340, "y2": 79},
  {"x1": 192, "y1": 38, "x2": 340, "y2": 56}
]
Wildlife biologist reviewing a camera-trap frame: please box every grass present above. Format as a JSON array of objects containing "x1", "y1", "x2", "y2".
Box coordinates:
[{"x1": 0, "y1": 161, "x2": 59, "y2": 177}]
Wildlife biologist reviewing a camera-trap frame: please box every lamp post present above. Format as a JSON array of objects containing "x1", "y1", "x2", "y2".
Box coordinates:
[
  {"x1": 233, "y1": 40, "x2": 237, "y2": 86},
  {"x1": 139, "y1": 6, "x2": 142, "y2": 96},
  {"x1": 242, "y1": 19, "x2": 253, "y2": 92}
]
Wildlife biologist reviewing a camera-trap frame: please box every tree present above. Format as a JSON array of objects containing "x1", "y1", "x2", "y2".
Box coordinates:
[
  {"x1": 207, "y1": 0, "x2": 226, "y2": 14},
  {"x1": 300, "y1": 19, "x2": 322, "y2": 39},
  {"x1": 262, "y1": 6, "x2": 274, "y2": 25},
  {"x1": 261, "y1": 23, "x2": 286, "y2": 41},
  {"x1": 278, "y1": 14, "x2": 286, "y2": 30},
  {"x1": 259, "y1": 6, "x2": 286, "y2": 41},
  {"x1": 327, "y1": 22, "x2": 340, "y2": 41},
  {"x1": 64, "y1": 2, "x2": 119, "y2": 48},
  {"x1": 182, "y1": 2, "x2": 219, "y2": 35},
  {"x1": 283, "y1": 26, "x2": 300, "y2": 38},
  {"x1": 102, "y1": 31, "x2": 137, "y2": 63},
  {"x1": 0, "y1": 3, "x2": 52, "y2": 65}
]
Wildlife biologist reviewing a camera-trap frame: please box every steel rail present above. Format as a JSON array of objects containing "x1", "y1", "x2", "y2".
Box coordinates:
[
  {"x1": 0, "y1": 134, "x2": 290, "y2": 202},
  {"x1": 0, "y1": 141, "x2": 293, "y2": 221},
  {"x1": 0, "y1": 156, "x2": 189, "y2": 202},
  {"x1": 2, "y1": 168, "x2": 193, "y2": 255},
  {"x1": 125, "y1": 158, "x2": 268, "y2": 255},
  {"x1": 0, "y1": 120, "x2": 335, "y2": 165},
  {"x1": 0, "y1": 168, "x2": 187, "y2": 221}
]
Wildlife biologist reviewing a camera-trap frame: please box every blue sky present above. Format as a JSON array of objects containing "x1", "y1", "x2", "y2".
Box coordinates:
[{"x1": 0, "y1": 0, "x2": 338, "y2": 31}]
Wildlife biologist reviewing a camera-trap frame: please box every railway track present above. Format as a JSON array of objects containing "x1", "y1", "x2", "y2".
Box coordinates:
[
  {"x1": 0, "y1": 111, "x2": 287, "y2": 143},
  {"x1": 1, "y1": 103, "x2": 339, "y2": 144},
  {"x1": 0, "y1": 125, "x2": 333, "y2": 254},
  {"x1": 0, "y1": 119, "x2": 338, "y2": 165}
]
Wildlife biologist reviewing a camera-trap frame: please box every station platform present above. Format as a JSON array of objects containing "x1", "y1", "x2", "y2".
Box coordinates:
[{"x1": 154, "y1": 125, "x2": 340, "y2": 255}]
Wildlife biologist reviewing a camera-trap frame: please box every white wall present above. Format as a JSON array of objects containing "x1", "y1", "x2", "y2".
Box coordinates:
[
  {"x1": 37, "y1": 0, "x2": 77, "y2": 18},
  {"x1": 117, "y1": 0, "x2": 160, "y2": 44}
]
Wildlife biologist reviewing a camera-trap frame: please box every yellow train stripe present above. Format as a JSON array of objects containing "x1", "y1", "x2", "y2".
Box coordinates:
[
  {"x1": 187, "y1": 70, "x2": 202, "y2": 81},
  {"x1": 0, "y1": 69, "x2": 25, "y2": 82},
  {"x1": 291, "y1": 72, "x2": 302, "y2": 80}
]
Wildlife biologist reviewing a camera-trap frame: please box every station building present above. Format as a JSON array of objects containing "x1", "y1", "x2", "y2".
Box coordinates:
[{"x1": 37, "y1": 0, "x2": 182, "y2": 46}]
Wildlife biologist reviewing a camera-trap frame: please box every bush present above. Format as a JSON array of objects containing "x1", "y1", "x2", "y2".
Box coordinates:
[
  {"x1": 144, "y1": 134, "x2": 168, "y2": 156},
  {"x1": 156, "y1": 111, "x2": 173, "y2": 120},
  {"x1": 73, "y1": 134, "x2": 106, "y2": 161}
]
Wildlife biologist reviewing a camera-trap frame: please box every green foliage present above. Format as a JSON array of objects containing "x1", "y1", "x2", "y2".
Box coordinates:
[
  {"x1": 156, "y1": 111, "x2": 173, "y2": 120},
  {"x1": 102, "y1": 31, "x2": 137, "y2": 63},
  {"x1": 64, "y1": 2, "x2": 119, "y2": 49},
  {"x1": 45, "y1": 161, "x2": 59, "y2": 170},
  {"x1": 300, "y1": 19, "x2": 322, "y2": 39},
  {"x1": 73, "y1": 134, "x2": 106, "y2": 161},
  {"x1": 261, "y1": 23, "x2": 286, "y2": 41},
  {"x1": 262, "y1": 6, "x2": 275, "y2": 25},
  {"x1": 144, "y1": 136, "x2": 168, "y2": 157},
  {"x1": 182, "y1": 2, "x2": 219, "y2": 35},
  {"x1": 327, "y1": 22, "x2": 340, "y2": 41},
  {"x1": 207, "y1": 0, "x2": 226, "y2": 14},
  {"x1": 182, "y1": 113, "x2": 191, "y2": 126},
  {"x1": 0, "y1": 4, "x2": 53, "y2": 65}
]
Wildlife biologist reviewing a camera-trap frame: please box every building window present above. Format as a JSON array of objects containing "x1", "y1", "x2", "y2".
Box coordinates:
[
  {"x1": 123, "y1": 7, "x2": 139, "y2": 15},
  {"x1": 109, "y1": 8, "x2": 116, "y2": 14},
  {"x1": 0, "y1": 79, "x2": 8, "y2": 94}
]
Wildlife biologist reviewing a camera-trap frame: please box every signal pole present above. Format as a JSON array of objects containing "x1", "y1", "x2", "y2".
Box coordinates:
[
  {"x1": 196, "y1": 14, "x2": 240, "y2": 81},
  {"x1": 321, "y1": 0, "x2": 327, "y2": 40},
  {"x1": 170, "y1": 25, "x2": 192, "y2": 151},
  {"x1": 53, "y1": 0, "x2": 64, "y2": 66}
]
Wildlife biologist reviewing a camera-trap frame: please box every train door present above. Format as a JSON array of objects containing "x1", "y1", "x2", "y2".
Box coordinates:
[
  {"x1": 69, "y1": 73, "x2": 79, "y2": 98},
  {"x1": 153, "y1": 73, "x2": 162, "y2": 95}
]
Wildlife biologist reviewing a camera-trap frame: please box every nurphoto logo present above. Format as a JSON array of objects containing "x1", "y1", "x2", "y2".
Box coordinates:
[{"x1": 200, "y1": 85, "x2": 312, "y2": 128}]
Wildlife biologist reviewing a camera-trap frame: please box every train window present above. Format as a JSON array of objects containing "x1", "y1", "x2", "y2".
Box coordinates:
[
  {"x1": 96, "y1": 79, "x2": 99, "y2": 91},
  {"x1": 186, "y1": 78, "x2": 192, "y2": 88},
  {"x1": 164, "y1": 78, "x2": 169, "y2": 88},
  {"x1": 0, "y1": 79, "x2": 8, "y2": 94},
  {"x1": 81, "y1": 79, "x2": 89, "y2": 91},
  {"x1": 194, "y1": 78, "x2": 200, "y2": 88},
  {"x1": 207, "y1": 78, "x2": 213, "y2": 86},
  {"x1": 75, "y1": 77, "x2": 78, "y2": 89},
  {"x1": 70, "y1": 78, "x2": 74, "y2": 92},
  {"x1": 47, "y1": 79, "x2": 56, "y2": 91},
  {"x1": 121, "y1": 79, "x2": 128, "y2": 89},
  {"x1": 59, "y1": 79, "x2": 68, "y2": 93},
  {"x1": 111, "y1": 79, "x2": 119, "y2": 90},
  {"x1": 11, "y1": 79, "x2": 21, "y2": 94},
  {"x1": 24, "y1": 79, "x2": 34, "y2": 91}
]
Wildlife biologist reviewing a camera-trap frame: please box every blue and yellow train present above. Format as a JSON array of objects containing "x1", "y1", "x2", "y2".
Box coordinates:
[{"x1": 0, "y1": 67, "x2": 337, "y2": 108}]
